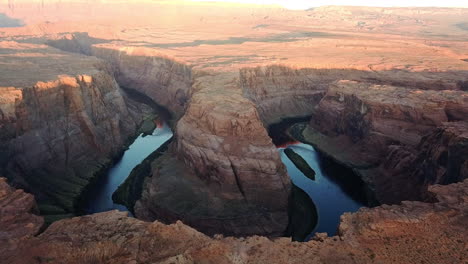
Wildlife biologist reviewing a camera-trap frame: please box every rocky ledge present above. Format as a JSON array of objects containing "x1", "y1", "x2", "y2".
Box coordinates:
[
  {"x1": 0, "y1": 42, "x2": 148, "y2": 221},
  {"x1": 48, "y1": 35, "x2": 193, "y2": 121},
  {"x1": 1, "y1": 177, "x2": 466, "y2": 263},
  {"x1": 135, "y1": 72, "x2": 291, "y2": 236},
  {"x1": 294, "y1": 80, "x2": 468, "y2": 203}
]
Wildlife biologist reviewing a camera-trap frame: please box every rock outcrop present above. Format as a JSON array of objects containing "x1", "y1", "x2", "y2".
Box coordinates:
[
  {"x1": 368, "y1": 121, "x2": 468, "y2": 203},
  {"x1": 0, "y1": 42, "x2": 143, "y2": 219},
  {"x1": 135, "y1": 72, "x2": 291, "y2": 236},
  {"x1": 4, "y1": 38, "x2": 292, "y2": 236},
  {"x1": 240, "y1": 66, "x2": 326, "y2": 125},
  {"x1": 240, "y1": 66, "x2": 468, "y2": 126},
  {"x1": 0, "y1": 178, "x2": 43, "y2": 258},
  {"x1": 91, "y1": 45, "x2": 192, "y2": 121},
  {"x1": 1, "y1": 177, "x2": 466, "y2": 264},
  {"x1": 299, "y1": 80, "x2": 468, "y2": 203},
  {"x1": 48, "y1": 34, "x2": 193, "y2": 121}
]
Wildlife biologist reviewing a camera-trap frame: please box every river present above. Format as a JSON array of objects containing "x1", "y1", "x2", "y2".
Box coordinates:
[
  {"x1": 83, "y1": 117, "x2": 368, "y2": 241},
  {"x1": 84, "y1": 122, "x2": 173, "y2": 214},
  {"x1": 279, "y1": 142, "x2": 369, "y2": 240}
]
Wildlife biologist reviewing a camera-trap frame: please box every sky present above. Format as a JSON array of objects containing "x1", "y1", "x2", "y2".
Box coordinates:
[{"x1": 191, "y1": 0, "x2": 468, "y2": 10}]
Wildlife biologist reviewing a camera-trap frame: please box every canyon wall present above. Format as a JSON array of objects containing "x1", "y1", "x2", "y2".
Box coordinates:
[
  {"x1": 241, "y1": 64, "x2": 467, "y2": 205},
  {"x1": 48, "y1": 34, "x2": 193, "y2": 121},
  {"x1": 15, "y1": 36, "x2": 292, "y2": 236},
  {"x1": 2, "y1": 177, "x2": 466, "y2": 263},
  {"x1": 0, "y1": 45, "x2": 144, "y2": 219},
  {"x1": 90, "y1": 46, "x2": 192, "y2": 121},
  {"x1": 240, "y1": 66, "x2": 327, "y2": 124},
  {"x1": 301, "y1": 80, "x2": 468, "y2": 203},
  {"x1": 135, "y1": 72, "x2": 291, "y2": 236},
  {"x1": 240, "y1": 65, "x2": 467, "y2": 125},
  {"x1": 369, "y1": 121, "x2": 468, "y2": 203}
]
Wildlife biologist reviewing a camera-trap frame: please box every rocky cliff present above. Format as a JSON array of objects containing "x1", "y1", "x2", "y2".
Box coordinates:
[
  {"x1": 298, "y1": 80, "x2": 468, "y2": 203},
  {"x1": 0, "y1": 42, "x2": 143, "y2": 220},
  {"x1": 1, "y1": 177, "x2": 466, "y2": 264},
  {"x1": 240, "y1": 66, "x2": 327, "y2": 125},
  {"x1": 135, "y1": 72, "x2": 291, "y2": 236},
  {"x1": 240, "y1": 65, "x2": 467, "y2": 126},
  {"x1": 91, "y1": 45, "x2": 192, "y2": 121},
  {"x1": 48, "y1": 34, "x2": 193, "y2": 121},
  {"x1": 0, "y1": 178, "x2": 43, "y2": 257},
  {"x1": 5, "y1": 37, "x2": 292, "y2": 236}
]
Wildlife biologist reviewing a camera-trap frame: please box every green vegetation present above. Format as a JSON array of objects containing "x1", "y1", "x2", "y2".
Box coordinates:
[
  {"x1": 112, "y1": 138, "x2": 173, "y2": 212},
  {"x1": 286, "y1": 184, "x2": 318, "y2": 242},
  {"x1": 284, "y1": 148, "x2": 316, "y2": 180}
]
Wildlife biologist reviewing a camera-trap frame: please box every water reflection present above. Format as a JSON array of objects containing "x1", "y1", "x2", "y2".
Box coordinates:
[
  {"x1": 280, "y1": 143, "x2": 366, "y2": 240},
  {"x1": 84, "y1": 123, "x2": 172, "y2": 214}
]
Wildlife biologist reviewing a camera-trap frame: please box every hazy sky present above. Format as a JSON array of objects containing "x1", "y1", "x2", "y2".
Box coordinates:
[{"x1": 192, "y1": 0, "x2": 468, "y2": 10}]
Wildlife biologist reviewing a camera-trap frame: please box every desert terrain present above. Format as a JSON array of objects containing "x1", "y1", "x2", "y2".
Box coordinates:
[{"x1": 0, "y1": 1, "x2": 467, "y2": 263}]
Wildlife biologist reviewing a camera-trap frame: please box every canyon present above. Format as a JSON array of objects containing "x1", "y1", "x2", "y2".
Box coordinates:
[
  {"x1": 1, "y1": 177, "x2": 467, "y2": 263},
  {"x1": 0, "y1": 1, "x2": 467, "y2": 263}
]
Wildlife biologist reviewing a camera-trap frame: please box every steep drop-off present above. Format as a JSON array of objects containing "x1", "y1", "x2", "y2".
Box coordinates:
[
  {"x1": 241, "y1": 65, "x2": 468, "y2": 205},
  {"x1": 1, "y1": 177, "x2": 466, "y2": 264},
  {"x1": 240, "y1": 65, "x2": 468, "y2": 126},
  {"x1": 48, "y1": 34, "x2": 293, "y2": 236},
  {"x1": 48, "y1": 34, "x2": 193, "y2": 121},
  {"x1": 135, "y1": 72, "x2": 291, "y2": 236},
  {"x1": 300, "y1": 80, "x2": 468, "y2": 203},
  {"x1": 0, "y1": 42, "x2": 145, "y2": 220}
]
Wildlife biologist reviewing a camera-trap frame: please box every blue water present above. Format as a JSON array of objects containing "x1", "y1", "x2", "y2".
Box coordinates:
[
  {"x1": 279, "y1": 143, "x2": 364, "y2": 238},
  {"x1": 85, "y1": 123, "x2": 173, "y2": 213}
]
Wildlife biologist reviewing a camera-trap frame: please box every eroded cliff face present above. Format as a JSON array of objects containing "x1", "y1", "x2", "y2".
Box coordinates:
[
  {"x1": 90, "y1": 45, "x2": 192, "y2": 121},
  {"x1": 300, "y1": 80, "x2": 468, "y2": 203},
  {"x1": 240, "y1": 65, "x2": 468, "y2": 126},
  {"x1": 48, "y1": 34, "x2": 193, "y2": 121},
  {"x1": 11, "y1": 37, "x2": 292, "y2": 236},
  {"x1": 0, "y1": 43, "x2": 143, "y2": 218},
  {"x1": 0, "y1": 178, "x2": 43, "y2": 257},
  {"x1": 369, "y1": 122, "x2": 468, "y2": 203},
  {"x1": 135, "y1": 72, "x2": 291, "y2": 236},
  {"x1": 240, "y1": 66, "x2": 327, "y2": 125},
  {"x1": 1, "y1": 177, "x2": 466, "y2": 264}
]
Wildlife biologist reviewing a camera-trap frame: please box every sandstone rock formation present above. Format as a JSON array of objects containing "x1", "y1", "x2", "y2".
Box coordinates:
[
  {"x1": 240, "y1": 66, "x2": 326, "y2": 125},
  {"x1": 48, "y1": 35, "x2": 193, "y2": 121},
  {"x1": 241, "y1": 66, "x2": 468, "y2": 126},
  {"x1": 1, "y1": 177, "x2": 466, "y2": 264},
  {"x1": 0, "y1": 2, "x2": 467, "y2": 259},
  {"x1": 90, "y1": 45, "x2": 192, "y2": 121},
  {"x1": 0, "y1": 178, "x2": 43, "y2": 258},
  {"x1": 297, "y1": 80, "x2": 468, "y2": 203},
  {"x1": 0, "y1": 42, "x2": 144, "y2": 219},
  {"x1": 135, "y1": 72, "x2": 291, "y2": 236}
]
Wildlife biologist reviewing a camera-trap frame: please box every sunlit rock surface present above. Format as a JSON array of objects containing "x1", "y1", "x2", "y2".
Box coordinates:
[
  {"x1": 0, "y1": 42, "x2": 143, "y2": 217},
  {"x1": 1, "y1": 177, "x2": 467, "y2": 263},
  {"x1": 135, "y1": 72, "x2": 291, "y2": 236},
  {"x1": 0, "y1": 2, "x2": 467, "y2": 262}
]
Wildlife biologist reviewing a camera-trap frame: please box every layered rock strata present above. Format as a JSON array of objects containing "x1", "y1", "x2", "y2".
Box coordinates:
[
  {"x1": 48, "y1": 34, "x2": 193, "y2": 121},
  {"x1": 1, "y1": 177, "x2": 466, "y2": 264},
  {"x1": 0, "y1": 43, "x2": 142, "y2": 219},
  {"x1": 135, "y1": 72, "x2": 291, "y2": 236},
  {"x1": 3, "y1": 39, "x2": 292, "y2": 236},
  {"x1": 240, "y1": 66, "x2": 327, "y2": 125},
  {"x1": 298, "y1": 80, "x2": 468, "y2": 203},
  {"x1": 240, "y1": 65, "x2": 468, "y2": 126},
  {"x1": 0, "y1": 178, "x2": 43, "y2": 257}
]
